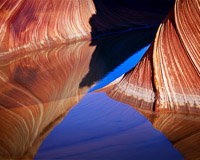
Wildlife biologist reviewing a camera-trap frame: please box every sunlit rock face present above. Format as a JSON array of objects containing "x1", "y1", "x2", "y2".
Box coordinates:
[
  {"x1": 0, "y1": 0, "x2": 174, "y2": 60},
  {"x1": 0, "y1": 0, "x2": 192, "y2": 159},
  {"x1": 0, "y1": 0, "x2": 96, "y2": 57},
  {"x1": 100, "y1": 44, "x2": 155, "y2": 111},
  {"x1": 104, "y1": 0, "x2": 200, "y2": 114},
  {"x1": 0, "y1": 41, "x2": 95, "y2": 159}
]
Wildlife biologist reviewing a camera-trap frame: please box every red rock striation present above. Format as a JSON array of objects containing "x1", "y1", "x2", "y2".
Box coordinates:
[
  {"x1": 0, "y1": 1, "x2": 173, "y2": 155},
  {"x1": 0, "y1": 0, "x2": 197, "y2": 159},
  {"x1": 98, "y1": 1, "x2": 200, "y2": 158},
  {"x1": 103, "y1": 44, "x2": 155, "y2": 111},
  {"x1": 0, "y1": 0, "x2": 96, "y2": 57},
  {"x1": 104, "y1": 0, "x2": 200, "y2": 114},
  {"x1": 0, "y1": 0, "x2": 174, "y2": 61}
]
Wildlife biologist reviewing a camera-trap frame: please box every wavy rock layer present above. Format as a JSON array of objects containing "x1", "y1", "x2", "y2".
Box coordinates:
[
  {"x1": 0, "y1": 0, "x2": 95, "y2": 59},
  {"x1": 104, "y1": 44, "x2": 155, "y2": 111},
  {"x1": 0, "y1": 0, "x2": 174, "y2": 62},
  {"x1": 104, "y1": 0, "x2": 200, "y2": 114},
  {"x1": 98, "y1": 0, "x2": 200, "y2": 158},
  {"x1": 0, "y1": 41, "x2": 95, "y2": 159}
]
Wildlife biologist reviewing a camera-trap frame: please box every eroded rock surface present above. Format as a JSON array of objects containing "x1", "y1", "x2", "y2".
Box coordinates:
[
  {"x1": 0, "y1": 0, "x2": 174, "y2": 61},
  {"x1": 97, "y1": 0, "x2": 200, "y2": 159},
  {"x1": 103, "y1": 0, "x2": 200, "y2": 114}
]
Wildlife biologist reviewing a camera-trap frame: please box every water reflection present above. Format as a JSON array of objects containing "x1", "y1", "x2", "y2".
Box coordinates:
[
  {"x1": 137, "y1": 110, "x2": 200, "y2": 160},
  {"x1": 0, "y1": 27, "x2": 157, "y2": 159},
  {"x1": 0, "y1": 41, "x2": 95, "y2": 159},
  {"x1": 35, "y1": 92, "x2": 183, "y2": 160},
  {"x1": 0, "y1": 25, "x2": 198, "y2": 159}
]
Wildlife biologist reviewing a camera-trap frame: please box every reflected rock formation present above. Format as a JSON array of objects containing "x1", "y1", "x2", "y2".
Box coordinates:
[
  {"x1": 0, "y1": 41, "x2": 95, "y2": 159},
  {"x1": 0, "y1": 0, "x2": 174, "y2": 62},
  {"x1": 98, "y1": 0, "x2": 200, "y2": 159},
  {"x1": 136, "y1": 111, "x2": 200, "y2": 160}
]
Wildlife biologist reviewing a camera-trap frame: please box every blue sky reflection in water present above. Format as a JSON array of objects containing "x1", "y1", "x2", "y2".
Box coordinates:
[
  {"x1": 35, "y1": 45, "x2": 183, "y2": 159},
  {"x1": 35, "y1": 93, "x2": 183, "y2": 159}
]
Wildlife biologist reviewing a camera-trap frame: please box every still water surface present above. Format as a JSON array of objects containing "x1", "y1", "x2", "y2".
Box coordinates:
[
  {"x1": 1, "y1": 23, "x2": 198, "y2": 159},
  {"x1": 35, "y1": 40, "x2": 183, "y2": 159},
  {"x1": 35, "y1": 93, "x2": 183, "y2": 159}
]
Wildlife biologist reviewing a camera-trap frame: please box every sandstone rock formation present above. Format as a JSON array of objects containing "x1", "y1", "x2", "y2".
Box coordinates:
[
  {"x1": 97, "y1": 0, "x2": 200, "y2": 159},
  {"x1": 0, "y1": 0, "x2": 174, "y2": 61},
  {"x1": 1, "y1": 0, "x2": 197, "y2": 159},
  {"x1": 103, "y1": 0, "x2": 200, "y2": 114}
]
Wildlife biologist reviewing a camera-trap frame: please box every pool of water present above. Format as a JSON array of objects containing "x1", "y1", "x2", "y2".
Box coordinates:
[
  {"x1": 0, "y1": 26, "x2": 185, "y2": 160},
  {"x1": 34, "y1": 28, "x2": 183, "y2": 159},
  {"x1": 35, "y1": 92, "x2": 183, "y2": 160}
]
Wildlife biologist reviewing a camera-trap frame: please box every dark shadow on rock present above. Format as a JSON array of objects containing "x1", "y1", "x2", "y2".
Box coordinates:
[
  {"x1": 89, "y1": 0, "x2": 175, "y2": 38},
  {"x1": 79, "y1": 26, "x2": 158, "y2": 88},
  {"x1": 80, "y1": 0, "x2": 175, "y2": 88}
]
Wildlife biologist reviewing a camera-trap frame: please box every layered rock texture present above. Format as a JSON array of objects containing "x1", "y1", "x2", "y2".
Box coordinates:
[
  {"x1": 0, "y1": 0, "x2": 174, "y2": 62},
  {"x1": 103, "y1": 0, "x2": 200, "y2": 114},
  {"x1": 0, "y1": 0, "x2": 198, "y2": 159},
  {"x1": 97, "y1": 0, "x2": 200, "y2": 159}
]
